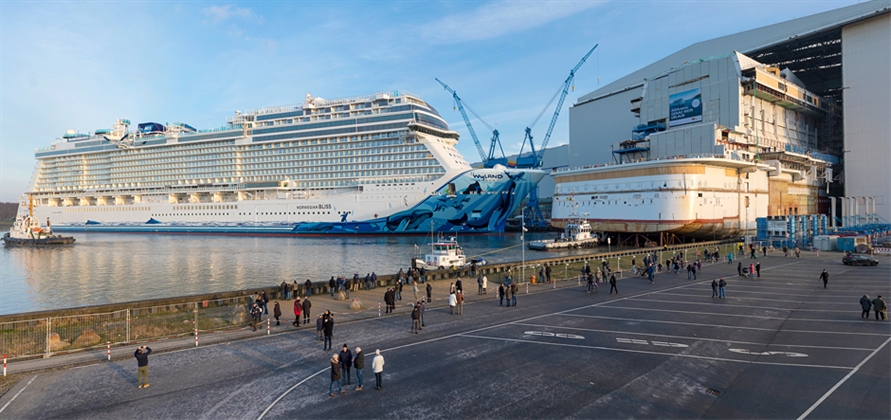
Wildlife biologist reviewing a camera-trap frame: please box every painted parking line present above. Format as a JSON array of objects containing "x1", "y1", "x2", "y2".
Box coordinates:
[
  {"x1": 654, "y1": 291, "x2": 874, "y2": 306},
  {"x1": 513, "y1": 322, "x2": 877, "y2": 351},
  {"x1": 629, "y1": 298, "x2": 853, "y2": 313},
  {"x1": 458, "y1": 334, "x2": 851, "y2": 370},
  {"x1": 525, "y1": 331, "x2": 585, "y2": 339},
  {"x1": 591, "y1": 305, "x2": 872, "y2": 324},
  {"x1": 562, "y1": 313, "x2": 891, "y2": 336}
]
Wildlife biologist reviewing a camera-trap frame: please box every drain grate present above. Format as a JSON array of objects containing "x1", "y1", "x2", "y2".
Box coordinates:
[{"x1": 705, "y1": 388, "x2": 722, "y2": 397}]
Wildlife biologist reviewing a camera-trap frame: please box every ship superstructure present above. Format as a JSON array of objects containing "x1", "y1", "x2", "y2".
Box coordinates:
[{"x1": 22, "y1": 91, "x2": 545, "y2": 235}]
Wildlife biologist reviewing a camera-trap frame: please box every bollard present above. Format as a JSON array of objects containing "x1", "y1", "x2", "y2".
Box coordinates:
[
  {"x1": 195, "y1": 328, "x2": 199, "y2": 347},
  {"x1": 378, "y1": 303, "x2": 381, "y2": 317},
  {"x1": 526, "y1": 283, "x2": 529, "y2": 294},
  {"x1": 267, "y1": 318, "x2": 270, "y2": 335},
  {"x1": 107, "y1": 342, "x2": 110, "y2": 361},
  {"x1": 2, "y1": 354, "x2": 5, "y2": 376}
]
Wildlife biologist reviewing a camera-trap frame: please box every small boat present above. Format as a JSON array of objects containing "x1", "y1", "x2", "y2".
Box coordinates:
[
  {"x1": 2, "y1": 197, "x2": 76, "y2": 247},
  {"x1": 413, "y1": 236, "x2": 469, "y2": 270},
  {"x1": 527, "y1": 211, "x2": 598, "y2": 251}
]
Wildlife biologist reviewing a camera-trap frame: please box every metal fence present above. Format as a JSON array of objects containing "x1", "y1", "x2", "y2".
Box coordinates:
[{"x1": 0, "y1": 296, "x2": 252, "y2": 360}]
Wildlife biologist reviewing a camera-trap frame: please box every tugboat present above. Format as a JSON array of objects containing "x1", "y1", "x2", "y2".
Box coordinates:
[
  {"x1": 2, "y1": 197, "x2": 76, "y2": 247},
  {"x1": 527, "y1": 211, "x2": 598, "y2": 251}
]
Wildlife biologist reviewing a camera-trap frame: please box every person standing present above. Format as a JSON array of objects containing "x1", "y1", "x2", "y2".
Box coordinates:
[
  {"x1": 511, "y1": 283, "x2": 518, "y2": 307},
  {"x1": 353, "y1": 347, "x2": 365, "y2": 391},
  {"x1": 755, "y1": 262, "x2": 761, "y2": 278},
  {"x1": 691, "y1": 264, "x2": 697, "y2": 280},
  {"x1": 395, "y1": 279, "x2": 403, "y2": 301},
  {"x1": 711, "y1": 279, "x2": 719, "y2": 298},
  {"x1": 371, "y1": 272, "x2": 377, "y2": 289},
  {"x1": 250, "y1": 303, "x2": 262, "y2": 332},
  {"x1": 384, "y1": 288, "x2": 394, "y2": 313},
  {"x1": 260, "y1": 290, "x2": 269, "y2": 315},
  {"x1": 339, "y1": 344, "x2": 353, "y2": 385},
  {"x1": 477, "y1": 275, "x2": 484, "y2": 295},
  {"x1": 737, "y1": 262, "x2": 743, "y2": 277},
  {"x1": 419, "y1": 299, "x2": 426, "y2": 328},
  {"x1": 305, "y1": 278, "x2": 312, "y2": 297},
  {"x1": 609, "y1": 274, "x2": 618, "y2": 294},
  {"x1": 316, "y1": 315, "x2": 324, "y2": 341},
  {"x1": 323, "y1": 313, "x2": 335, "y2": 351},
  {"x1": 728, "y1": 251, "x2": 733, "y2": 264},
  {"x1": 819, "y1": 269, "x2": 829, "y2": 289},
  {"x1": 134, "y1": 345, "x2": 152, "y2": 389},
  {"x1": 860, "y1": 295, "x2": 872, "y2": 319},
  {"x1": 482, "y1": 274, "x2": 488, "y2": 294},
  {"x1": 455, "y1": 278, "x2": 463, "y2": 293},
  {"x1": 329, "y1": 277, "x2": 336, "y2": 297},
  {"x1": 280, "y1": 281, "x2": 288, "y2": 301},
  {"x1": 448, "y1": 291, "x2": 457, "y2": 315},
  {"x1": 372, "y1": 349, "x2": 385, "y2": 390},
  {"x1": 302, "y1": 297, "x2": 312, "y2": 325},
  {"x1": 273, "y1": 301, "x2": 282, "y2": 326},
  {"x1": 545, "y1": 265, "x2": 552, "y2": 283},
  {"x1": 498, "y1": 284, "x2": 505, "y2": 307},
  {"x1": 329, "y1": 354, "x2": 344, "y2": 396},
  {"x1": 749, "y1": 263, "x2": 755, "y2": 279},
  {"x1": 504, "y1": 281, "x2": 513, "y2": 307},
  {"x1": 457, "y1": 290, "x2": 465, "y2": 314},
  {"x1": 426, "y1": 283, "x2": 433, "y2": 302},
  {"x1": 411, "y1": 304, "x2": 421, "y2": 333},
  {"x1": 412, "y1": 281, "x2": 419, "y2": 302},
  {"x1": 873, "y1": 296, "x2": 887, "y2": 321},
  {"x1": 419, "y1": 267, "x2": 426, "y2": 284},
  {"x1": 718, "y1": 278, "x2": 727, "y2": 299},
  {"x1": 292, "y1": 298, "x2": 301, "y2": 327}
]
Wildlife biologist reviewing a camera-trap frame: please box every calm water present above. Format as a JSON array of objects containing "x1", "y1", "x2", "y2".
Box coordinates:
[{"x1": 0, "y1": 232, "x2": 618, "y2": 315}]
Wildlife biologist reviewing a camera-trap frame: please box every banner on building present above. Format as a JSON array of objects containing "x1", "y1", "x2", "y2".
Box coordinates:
[{"x1": 669, "y1": 88, "x2": 702, "y2": 127}]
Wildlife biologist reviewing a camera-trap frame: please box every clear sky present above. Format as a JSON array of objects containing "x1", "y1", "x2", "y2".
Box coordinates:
[{"x1": 0, "y1": 0, "x2": 860, "y2": 202}]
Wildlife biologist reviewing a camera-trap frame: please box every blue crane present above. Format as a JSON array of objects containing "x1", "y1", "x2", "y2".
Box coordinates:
[
  {"x1": 515, "y1": 44, "x2": 599, "y2": 228},
  {"x1": 435, "y1": 78, "x2": 507, "y2": 168},
  {"x1": 517, "y1": 44, "x2": 598, "y2": 169}
]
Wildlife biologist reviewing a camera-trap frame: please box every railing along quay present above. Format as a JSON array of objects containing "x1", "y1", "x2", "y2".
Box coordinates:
[{"x1": 0, "y1": 239, "x2": 738, "y2": 362}]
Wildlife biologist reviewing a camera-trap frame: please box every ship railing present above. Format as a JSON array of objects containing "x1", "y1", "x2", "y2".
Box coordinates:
[
  {"x1": 554, "y1": 153, "x2": 738, "y2": 173},
  {"x1": 250, "y1": 91, "x2": 419, "y2": 116}
]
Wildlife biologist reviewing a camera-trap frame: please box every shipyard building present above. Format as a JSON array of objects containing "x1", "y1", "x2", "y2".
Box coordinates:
[{"x1": 567, "y1": 1, "x2": 890, "y2": 233}]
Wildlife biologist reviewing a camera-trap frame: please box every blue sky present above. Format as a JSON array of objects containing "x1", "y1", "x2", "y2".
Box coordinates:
[{"x1": 0, "y1": 0, "x2": 859, "y2": 202}]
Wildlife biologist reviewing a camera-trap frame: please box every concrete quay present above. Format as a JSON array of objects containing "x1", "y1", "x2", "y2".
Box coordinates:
[{"x1": 1, "y1": 250, "x2": 889, "y2": 419}]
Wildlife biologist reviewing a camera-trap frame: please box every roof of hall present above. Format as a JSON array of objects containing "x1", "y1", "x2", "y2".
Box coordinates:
[{"x1": 576, "y1": 0, "x2": 890, "y2": 104}]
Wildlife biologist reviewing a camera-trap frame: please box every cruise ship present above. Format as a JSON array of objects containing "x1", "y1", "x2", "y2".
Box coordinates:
[{"x1": 21, "y1": 91, "x2": 545, "y2": 235}]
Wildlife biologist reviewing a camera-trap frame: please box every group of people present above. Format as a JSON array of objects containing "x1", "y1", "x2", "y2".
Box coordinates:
[
  {"x1": 329, "y1": 346, "x2": 386, "y2": 395},
  {"x1": 737, "y1": 261, "x2": 761, "y2": 278},
  {"x1": 860, "y1": 295, "x2": 887, "y2": 321}
]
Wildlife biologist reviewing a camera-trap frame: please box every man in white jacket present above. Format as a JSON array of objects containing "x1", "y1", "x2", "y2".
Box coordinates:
[{"x1": 372, "y1": 349, "x2": 385, "y2": 390}]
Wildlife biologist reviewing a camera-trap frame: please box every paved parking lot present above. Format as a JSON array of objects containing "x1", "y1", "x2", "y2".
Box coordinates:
[{"x1": 2, "y1": 252, "x2": 889, "y2": 419}]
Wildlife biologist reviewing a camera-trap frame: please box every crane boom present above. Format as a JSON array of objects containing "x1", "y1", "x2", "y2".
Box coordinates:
[{"x1": 435, "y1": 78, "x2": 487, "y2": 165}]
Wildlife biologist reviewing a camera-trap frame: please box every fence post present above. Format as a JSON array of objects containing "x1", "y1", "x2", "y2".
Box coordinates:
[
  {"x1": 126, "y1": 309, "x2": 131, "y2": 343},
  {"x1": 45, "y1": 317, "x2": 51, "y2": 359}
]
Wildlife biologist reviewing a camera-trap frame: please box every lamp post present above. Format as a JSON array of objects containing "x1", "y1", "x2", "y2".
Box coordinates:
[
  {"x1": 521, "y1": 208, "x2": 526, "y2": 284},
  {"x1": 607, "y1": 237, "x2": 611, "y2": 253}
]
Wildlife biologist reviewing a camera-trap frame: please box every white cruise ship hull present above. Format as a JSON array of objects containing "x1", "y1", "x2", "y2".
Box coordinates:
[{"x1": 36, "y1": 167, "x2": 544, "y2": 235}]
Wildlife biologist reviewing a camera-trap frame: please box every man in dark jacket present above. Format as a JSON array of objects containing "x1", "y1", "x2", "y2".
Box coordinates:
[
  {"x1": 609, "y1": 274, "x2": 618, "y2": 294},
  {"x1": 353, "y1": 347, "x2": 365, "y2": 391},
  {"x1": 260, "y1": 290, "x2": 269, "y2": 315},
  {"x1": 860, "y1": 295, "x2": 872, "y2": 319},
  {"x1": 329, "y1": 277, "x2": 336, "y2": 297},
  {"x1": 134, "y1": 345, "x2": 152, "y2": 389},
  {"x1": 426, "y1": 283, "x2": 432, "y2": 302},
  {"x1": 273, "y1": 301, "x2": 282, "y2": 326},
  {"x1": 455, "y1": 278, "x2": 463, "y2": 293},
  {"x1": 339, "y1": 344, "x2": 353, "y2": 385},
  {"x1": 302, "y1": 297, "x2": 312, "y2": 325},
  {"x1": 819, "y1": 269, "x2": 829, "y2": 288},
  {"x1": 329, "y1": 354, "x2": 343, "y2": 396},
  {"x1": 305, "y1": 278, "x2": 313, "y2": 297},
  {"x1": 755, "y1": 262, "x2": 761, "y2": 278},
  {"x1": 411, "y1": 304, "x2": 421, "y2": 334},
  {"x1": 250, "y1": 303, "x2": 262, "y2": 332},
  {"x1": 323, "y1": 313, "x2": 334, "y2": 351},
  {"x1": 316, "y1": 315, "x2": 324, "y2": 341}
]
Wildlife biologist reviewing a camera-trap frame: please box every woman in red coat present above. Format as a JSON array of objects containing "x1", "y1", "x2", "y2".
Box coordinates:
[{"x1": 293, "y1": 298, "x2": 303, "y2": 326}]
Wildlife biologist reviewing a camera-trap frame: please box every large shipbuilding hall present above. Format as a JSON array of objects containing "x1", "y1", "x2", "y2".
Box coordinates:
[{"x1": 568, "y1": 0, "x2": 890, "y2": 223}]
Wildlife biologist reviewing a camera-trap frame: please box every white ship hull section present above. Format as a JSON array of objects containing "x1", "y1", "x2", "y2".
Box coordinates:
[{"x1": 552, "y1": 158, "x2": 769, "y2": 237}]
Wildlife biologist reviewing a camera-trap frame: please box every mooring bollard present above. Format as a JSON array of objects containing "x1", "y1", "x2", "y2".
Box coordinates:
[
  {"x1": 267, "y1": 318, "x2": 270, "y2": 335},
  {"x1": 195, "y1": 328, "x2": 199, "y2": 347},
  {"x1": 106, "y1": 342, "x2": 110, "y2": 361}
]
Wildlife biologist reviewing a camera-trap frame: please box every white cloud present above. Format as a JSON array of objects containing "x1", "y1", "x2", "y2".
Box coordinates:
[
  {"x1": 421, "y1": 0, "x2": 606, "y2": 44},
  {"x1": 203, "y1": 4, "x2": 263, "y2": 23}
]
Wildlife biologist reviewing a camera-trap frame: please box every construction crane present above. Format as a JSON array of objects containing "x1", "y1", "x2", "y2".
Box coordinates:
[
  {"x1": 435, "y1": 78, "x2": 507, "y2": 168},
  {"x1": 515, "y1": 44, "x2": 599, "y2": 228}
]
